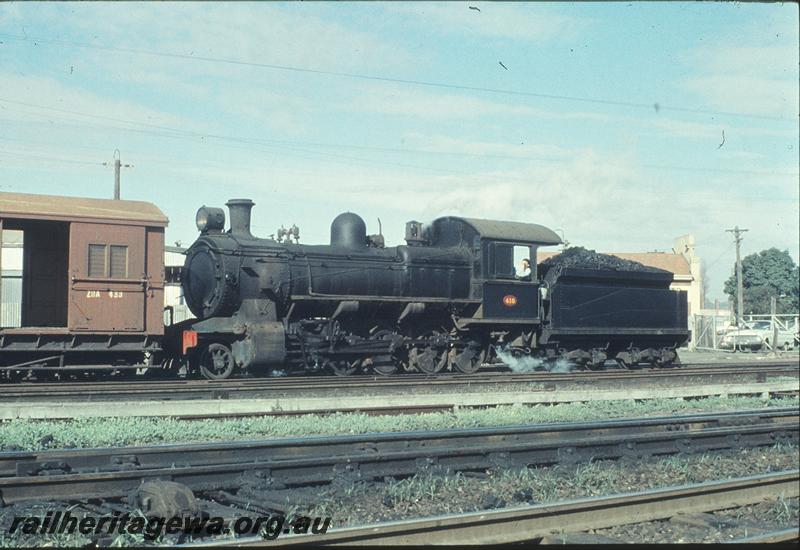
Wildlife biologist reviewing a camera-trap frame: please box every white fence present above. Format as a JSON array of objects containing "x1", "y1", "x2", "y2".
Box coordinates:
[{"x1": 692, "y1": 312, "x2": 799, "y2": 351}]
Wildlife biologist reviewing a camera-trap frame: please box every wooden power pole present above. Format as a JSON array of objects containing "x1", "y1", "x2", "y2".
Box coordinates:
[
  {"x1": 725, "y1": 226, "x2": 748, "y2": 326},
  {"x1": 103, "y1": 149, "x2": 132, "y2": 200}
]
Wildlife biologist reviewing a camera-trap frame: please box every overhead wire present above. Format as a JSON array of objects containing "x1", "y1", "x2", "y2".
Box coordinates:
[
  {"x1": 0, "y1": 148, "x2": 105, "y2": 167},
  {"x1": 1, "y1": 99, "x2": 797, "y2": 180},
  {"x1": 0, "y1": 33, "x2": 794, "y2": 123}
]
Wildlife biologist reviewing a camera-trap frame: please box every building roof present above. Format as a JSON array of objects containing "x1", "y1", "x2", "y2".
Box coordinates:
[
  {"x1": 539, "y1": 251, "x2": 692, "y2": 276},
  {"x1": 437, "y1": 217, "x2": 562, "y2": 245},
  {"x1": 0, "y1": 191, "x2": 168, "y2": 227}
]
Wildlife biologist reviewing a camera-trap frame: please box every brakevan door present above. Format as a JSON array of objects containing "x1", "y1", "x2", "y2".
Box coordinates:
[{"x1": 68, "y1": 222, "x2": 146, "y2": 332}]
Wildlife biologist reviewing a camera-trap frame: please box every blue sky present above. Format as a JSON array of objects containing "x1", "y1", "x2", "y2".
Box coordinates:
[{"x1": 0, "y1": 1, "x2": 797, "y2": 302}]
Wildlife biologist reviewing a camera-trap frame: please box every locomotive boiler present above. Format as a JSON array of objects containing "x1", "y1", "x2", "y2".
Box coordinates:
[{"x1": 173, "y1": 199, "x2": 689, "y2": 379}]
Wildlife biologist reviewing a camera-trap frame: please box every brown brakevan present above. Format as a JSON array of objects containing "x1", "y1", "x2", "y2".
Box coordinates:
[{"x1": 0, "y1": 191, "x2": 168, "y2": 373}]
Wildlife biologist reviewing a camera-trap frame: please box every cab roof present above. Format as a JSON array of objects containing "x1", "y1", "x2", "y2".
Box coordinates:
[{"x1": 433, "y1": 216, "x2": 562, "y2": 246}]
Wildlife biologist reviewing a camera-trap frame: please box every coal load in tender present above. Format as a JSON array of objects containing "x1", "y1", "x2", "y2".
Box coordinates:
[{"x1": 539, "y1": 246, "x2": 668, "y2": 284}]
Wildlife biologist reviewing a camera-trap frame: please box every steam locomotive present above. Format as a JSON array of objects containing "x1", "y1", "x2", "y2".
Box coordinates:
[{"x1": 170, "y1": 199, "x2": 689, "y2": 379}]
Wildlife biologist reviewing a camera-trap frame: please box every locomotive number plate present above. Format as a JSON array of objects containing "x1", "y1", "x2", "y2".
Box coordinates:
[{"x1": 502, "y1": 294, "x2": 518, "y2": 307}]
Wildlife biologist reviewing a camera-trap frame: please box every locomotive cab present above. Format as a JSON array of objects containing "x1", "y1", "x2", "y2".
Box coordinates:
[
  {"x1": 481, "y1": 241, "x2": 542, "y2": 320},
  {"x1": 427, "y1": 217, "x2": 562, "y2": 326}
]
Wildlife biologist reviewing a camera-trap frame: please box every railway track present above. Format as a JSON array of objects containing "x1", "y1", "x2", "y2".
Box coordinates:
[
  {"x1": 193, "y1": 470, "x2": 799, "y2": 546},
  {"x1": 0, "y1": 408, "x2": 796, "y2": 506},
  {"x1": 0, "y1": 361, "x2": 796, "y2": 420},
  {"x1": 0, "y1": 361, "x2": 795, "y2": 402}
]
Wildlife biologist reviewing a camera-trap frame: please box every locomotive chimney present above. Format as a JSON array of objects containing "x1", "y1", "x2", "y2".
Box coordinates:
[{"x1": 226, "y1": 199, "x2": 255, "y2": 239}]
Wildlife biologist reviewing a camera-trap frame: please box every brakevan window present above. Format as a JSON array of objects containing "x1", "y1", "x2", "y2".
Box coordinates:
[
  {"x1": 88, "y1": 244, "x2": 106, "y2": 277},
  {"x1": 88, "y1": 244, "x2": 129, "y2": 278},
  {"x1": 109, "y1": 245, "x2": 128, "y2": 278}
]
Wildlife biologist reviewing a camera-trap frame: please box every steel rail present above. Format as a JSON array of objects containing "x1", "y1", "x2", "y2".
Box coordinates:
[
  {"x1": 184, "y1": 470, "x2": 800, "y2": 546},
  {"x1": 0, "y1": 359, "x2": 794, "y2": 389},
  {"x1": 1, "y1": 363, "x2": 795, "y2": 420},
  {"x1": 0, "y1": 408, "x2": 795, "y2": 505},
  {"x1": 0, "y1": 363, "x2": 796, "y2": 403}
]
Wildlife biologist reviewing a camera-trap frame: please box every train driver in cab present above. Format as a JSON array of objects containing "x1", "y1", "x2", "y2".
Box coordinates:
[{"x1": 518, "y1": 258, "x2": 532, "y2": 281}]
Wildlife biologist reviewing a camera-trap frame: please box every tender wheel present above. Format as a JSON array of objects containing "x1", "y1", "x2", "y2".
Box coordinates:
[{"x1": 199, "y1": 343, "x2": 235, "y2": 380}]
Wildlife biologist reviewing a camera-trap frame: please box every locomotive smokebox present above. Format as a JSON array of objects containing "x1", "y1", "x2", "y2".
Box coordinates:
[
  {"x1": 331, "y1": 212, "x2": 367, "y2": 248},
  {"x1": 226, "y1": 199, "x2": 255, "y2": 239}
]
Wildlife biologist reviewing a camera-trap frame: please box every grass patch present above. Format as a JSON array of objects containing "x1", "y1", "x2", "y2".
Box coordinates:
[{"x1": 0, "y1": 395, "x2": 797, "y2": 451}]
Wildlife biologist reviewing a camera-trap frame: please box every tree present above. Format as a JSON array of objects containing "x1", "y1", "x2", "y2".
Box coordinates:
[{"x1": 723, "y1": 248, "x2": 799, "y2": 314}]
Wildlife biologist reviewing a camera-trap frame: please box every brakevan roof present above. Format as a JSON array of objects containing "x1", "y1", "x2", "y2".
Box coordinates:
[
  {"x1": 0, "y1": 191, "x2": 168, "y2": 227},
  {"x1": 440, "y1": 217, "x2": 562, "y2": 245}
]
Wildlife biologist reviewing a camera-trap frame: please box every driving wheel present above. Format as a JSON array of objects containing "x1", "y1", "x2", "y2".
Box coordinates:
[
  {"x1": 365, "y1": 329, "x2": 398, "y2": 376},
  {"x1": 448, "y1": 341, "x2": 486, "y2": 374},
  {"x1": 329, "y1": 359, "x2": 360, "y2": 376},
  {"x1": 199, "y1": 343, "x2": 235, "y2": 380}
]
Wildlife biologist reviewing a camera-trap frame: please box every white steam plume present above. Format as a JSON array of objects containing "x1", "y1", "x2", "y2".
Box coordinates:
[{"x1": 495, "y1": 347, "x2": 576, "y2": 373}]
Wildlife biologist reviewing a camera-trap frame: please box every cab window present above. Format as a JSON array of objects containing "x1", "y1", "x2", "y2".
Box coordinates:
[{"x1": 490, "y1": 243, "x2": 534, "y2": 280}]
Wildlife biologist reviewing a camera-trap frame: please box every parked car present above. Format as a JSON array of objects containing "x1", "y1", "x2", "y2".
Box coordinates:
[
  {"x1": 716, "y1": 318, "x2": 736, "y2": 335},
  {"x1": 719, "y1": 321, "x2": 796, "y2": 351}
]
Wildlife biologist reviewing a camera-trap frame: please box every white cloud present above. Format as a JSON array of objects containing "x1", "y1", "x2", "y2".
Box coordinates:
[
  {"x1": 401, "y1": 133, "x2": 572, "y2": 161},
  {"x1": 0, "y1": 72, "x2": 194, "y2": 131},
  {"x1": 643, "y1": 116, "x2": 793, "y2": 141},
  {"x1": 683, "y1": 74, "x2": 798, "y2": 119},
  {"x1": 31, "y1": 3, "x2": 418, "y2": 81},
  {"x1": 680, "y1": 40, "x2": 799, "y2": 118},
  {"x1": 344, "y1": 81, "x2": 612, "y2": 122},
  {"x1": 388, "y1": 3, "x2": 590, "y2": 44}
]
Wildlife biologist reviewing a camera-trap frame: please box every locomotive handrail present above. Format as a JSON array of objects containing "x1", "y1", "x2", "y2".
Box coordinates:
[{"x1": 293, "y1": 293, "x2": 481, "y2": 303}]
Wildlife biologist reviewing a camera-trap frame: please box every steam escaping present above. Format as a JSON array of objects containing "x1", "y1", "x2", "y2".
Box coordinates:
[
  {"x1": 270, "y1": 369, "x2": 288, "y2": 377},
  {"x1": 496, "y1": 347, "x2": 575, "y2": 373},
  {"x1": 496, "y1": 348, "x2": 544, "y2": 373}
]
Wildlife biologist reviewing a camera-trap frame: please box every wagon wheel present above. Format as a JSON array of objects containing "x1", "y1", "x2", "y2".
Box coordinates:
[
  {"x1": 199, "y1": 343, "x2": 235, "y2": 380},
  {"x1": 408, "y1": 331, "x2": 448, "y2": 374},
  {"x1": 364, "y1": 329, "x2": 398, "y2": 376},
  {"x1": 448, "y1": 340, "x2": 486, "y2": 374},
  {"x1": 329, "y1": 359, "x2": 360, "y2": 377}
]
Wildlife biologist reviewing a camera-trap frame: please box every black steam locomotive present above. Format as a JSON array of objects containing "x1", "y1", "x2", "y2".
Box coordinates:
[{"x1": 171, "y1": 199, "x2": 689, "y2": 379}]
